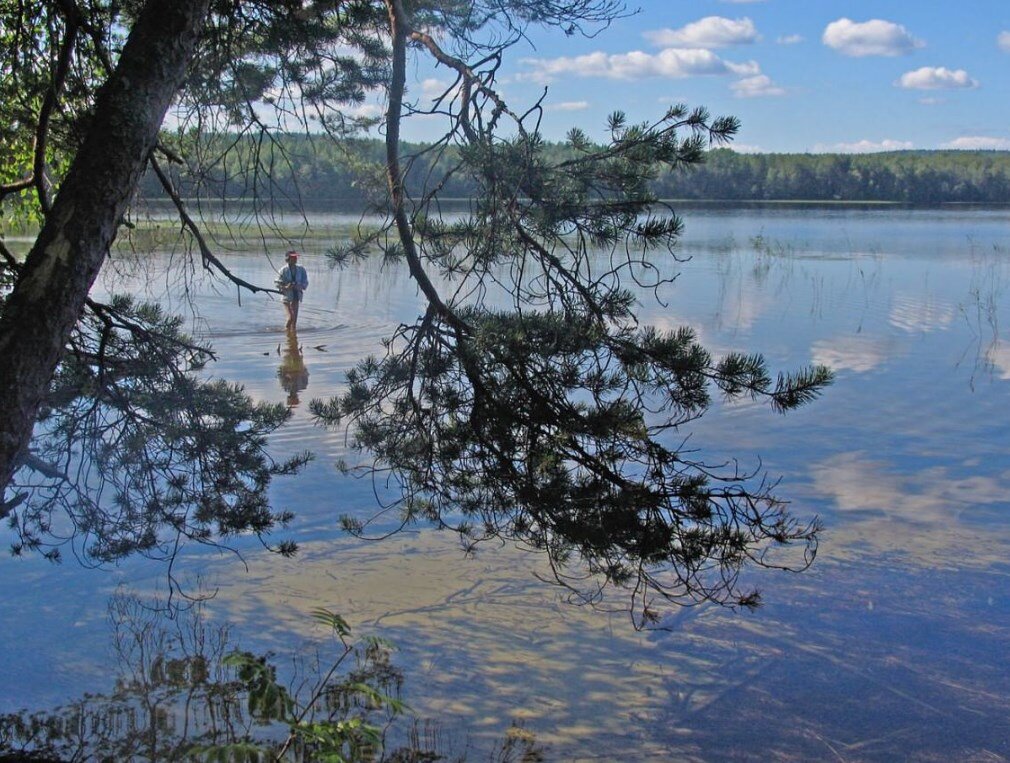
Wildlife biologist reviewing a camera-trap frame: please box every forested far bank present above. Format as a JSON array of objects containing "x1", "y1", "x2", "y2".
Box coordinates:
[
  {"x1": 137, "y1": 136, "x2": 1010, "y2": 205},
  {"x1": 663, "y1": 148, "x2": 1010, "y2": 203}
]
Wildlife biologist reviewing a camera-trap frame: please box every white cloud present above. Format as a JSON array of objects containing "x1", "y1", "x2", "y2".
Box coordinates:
[
  {"x1": 822, "y1": 18, "x2": 924, "y2": 57},
  {"x1": 807, "y1": 452, "x2": 1010, "y2": 571},
  {"x1": 811, "y1": 139, "x2": 914, "y2": 154},
  {"x1": 725, "y1": 143, "x2": 765, "y2": 154},
  {"x1": 999, "y1": 31, "x2": 1010, "y2": 52},
  {"x1": 519, "y1": 49, "x2": 759, "y2": 82},
  {"x1": 342, "y1": 103, "x2": 385, "y2": 119},
  {"x1": 420, "y1": 78, "x2": 451, "y2": 98},
  {"x1": 896, "y1": 66, "x2": 978, "y2": 90},
  {"x1": 723, "y1": 290, "x2": 772, "y2": 331},
  {"x1": 777, "y1": 34, "x2": 804, "y2": 45},
  {"x1": 941, "y1": 136, "x2": 1010, "y2": 150},
  {"x1": 553, "y1": 100, "x2": 589, "y2": 112},
  {"x1": 644, "y1": 17, "x2": 758, "y2": 48},
  {"x1": 730, "y1": 74, "x2": 786, "y2": 98}
]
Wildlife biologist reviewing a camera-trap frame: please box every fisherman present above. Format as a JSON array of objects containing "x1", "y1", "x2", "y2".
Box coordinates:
[{"x1": 277, "y1": 250, "x2": 308, "y2": 329}]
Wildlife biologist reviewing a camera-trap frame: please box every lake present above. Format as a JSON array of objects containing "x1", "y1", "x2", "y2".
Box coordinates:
[{"x1": 2, "y1": 203, "x2": 1009, "y2": 760}]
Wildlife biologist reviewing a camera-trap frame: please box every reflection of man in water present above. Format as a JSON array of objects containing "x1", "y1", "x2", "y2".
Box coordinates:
[
  {"x1": 277, "y1": 329, "x2": 309, "y2": 406},
  {"x1": 276, "y1": 250, "x2": 308, "y2": 329}
]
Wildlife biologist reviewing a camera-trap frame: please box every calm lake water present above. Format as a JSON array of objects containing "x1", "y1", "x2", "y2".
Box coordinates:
[{"x1": 3, "y1": 204, "x2": 1010, "y2": 760}]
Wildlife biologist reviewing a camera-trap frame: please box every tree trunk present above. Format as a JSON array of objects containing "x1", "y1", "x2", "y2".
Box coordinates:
[{"x1": 0, "y1": 0, "x2": 211, "y2": 502}]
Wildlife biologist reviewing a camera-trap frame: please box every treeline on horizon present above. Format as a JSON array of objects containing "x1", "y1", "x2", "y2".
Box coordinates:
[{"x1": 140, "y1": 134, "x2": 1010, "y2": 205}]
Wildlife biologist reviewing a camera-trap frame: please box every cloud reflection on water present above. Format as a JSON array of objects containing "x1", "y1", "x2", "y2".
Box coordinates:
[
  {"x1": 889, "y1": 293, "x2": 956, "y2": 333},
  {"x1": 812, "y1": 335, "x2": 899, "y2": 373},
  {"x1": 983, "y1": 338, "x2": 1010, "y2": 379},
  {"x1": 206, "y1": 517, "x2": 1010, "y2": 760},
  {"x1": 811, "y1": 451, "x2": 1010, "y2": 553}
]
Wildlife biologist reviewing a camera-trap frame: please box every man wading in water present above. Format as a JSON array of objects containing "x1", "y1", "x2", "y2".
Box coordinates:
[{"x1": 277, "y1": 250, "x2": 308, "y2": 330}]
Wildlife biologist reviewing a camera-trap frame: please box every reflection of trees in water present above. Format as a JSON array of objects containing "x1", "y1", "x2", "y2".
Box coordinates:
[
  {"x1": 0, "y1": 592, "x2": 542, "y2": 762},
  {"x1": 278, "y1": 329, "x2": 309, "y2": 407},
  {"x1": 5, "y1": 298, "x2": 308, "y2": 567},
  {"x1": 1, "y1": 592, "x2": 245, "y2": 761}
]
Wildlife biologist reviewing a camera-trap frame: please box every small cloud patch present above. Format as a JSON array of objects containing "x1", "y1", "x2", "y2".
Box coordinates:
[
  {"x1": 519, "y1": 49, "x2": 759, "y2": 82},
  {"x1": 941, "y1": 136, "x2": 1010, "y2": 150},
  {"x1": 553, "y1": 100, "x2": 590, "y2": 112},
  {"x1": 811, "y1": 139, "x2": 914, "y2": 153},
  {"x1": 896, "y1": 66, "x2": 978, "y2": 90},
  {"x1": 822, "y1": 18, "x2": 924, "y2": 57},
  {"x1": 731, "y1": 75, "x2": 786, "y2": 98},
  {"x1": 644, "y1": 17, "x2": 759, "y2": 48}
]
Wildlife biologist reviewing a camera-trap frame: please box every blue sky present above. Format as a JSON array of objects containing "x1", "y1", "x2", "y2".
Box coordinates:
[{"x1": 401, "y1": 1, "x2": 1010, "y2": 153}]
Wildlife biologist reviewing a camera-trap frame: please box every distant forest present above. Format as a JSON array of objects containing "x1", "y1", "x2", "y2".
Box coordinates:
[{"x1": 141, "y1": 136, "x2": 1010, "y2": 205}]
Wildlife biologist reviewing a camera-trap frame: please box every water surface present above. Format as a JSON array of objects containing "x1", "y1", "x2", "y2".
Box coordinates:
[{"x1": 2, "y1": 204, "x2": 1009, "y2": 761}]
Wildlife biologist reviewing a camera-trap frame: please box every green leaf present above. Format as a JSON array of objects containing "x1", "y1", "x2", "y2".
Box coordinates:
[{"x1": 310, "y1": 608, "x2": 352, "y2": 637}]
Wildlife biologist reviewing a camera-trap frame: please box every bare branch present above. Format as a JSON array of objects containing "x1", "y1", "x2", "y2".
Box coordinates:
[
  {"x1": 148, "y1": 149, "x2": 280, "y2": 296},
  {"x1": 33, "y1": 13, "x2": 80, "y2": 214},
  {"x1": 385, "y1": 0, "x2": 468, "y2": 332}
]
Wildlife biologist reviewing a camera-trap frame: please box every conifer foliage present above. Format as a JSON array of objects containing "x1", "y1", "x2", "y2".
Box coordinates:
[{"x1": 311, "y1": 0, "x2": 833, "y2": 621}]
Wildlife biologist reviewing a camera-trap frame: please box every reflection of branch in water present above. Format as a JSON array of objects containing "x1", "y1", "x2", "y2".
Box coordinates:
[
  {"x1": 8, "y1": 297, "x2": 307, "y2": 572},
  {"x1": 0, "y1": 592, "x2": 242, "y2": 761},
  {"x1": 278, "y1": 328, "x2": 309, "y2": 406}
]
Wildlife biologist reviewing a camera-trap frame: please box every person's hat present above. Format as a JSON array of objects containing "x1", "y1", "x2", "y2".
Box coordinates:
[{"x1": 285, "y1": 250, "x2": 298, "y2": 259}]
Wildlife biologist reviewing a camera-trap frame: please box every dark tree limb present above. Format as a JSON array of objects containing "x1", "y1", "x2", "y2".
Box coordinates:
[
  {"x1": 56, "y1": 0, "x2": 116, "y2": 74},
  {"x1": 384, "y1": 0, "x2": 468, "y2": 333},
  {"x1": 0, "y1": 0, "x2": 213, "y2": 498},
  {"x1": 0, "y1": 240, "x2": 20, "y2": 270},
  {"x1": 32, "y1": 12, "x2": 80, "y2": 215},
  {"x1": 85, "y1": 296, "x2": 216, "y2": 361},
  {"x1": 0, "y1": 172, "x2": 36, "y2": 204},
  {"x1": 149, "y1": 150, "x2": 280, "y2": 296}
]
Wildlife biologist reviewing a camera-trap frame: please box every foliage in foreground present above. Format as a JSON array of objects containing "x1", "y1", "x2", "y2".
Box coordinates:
[{"x1": 0, "y1": 592, "x2": 544, "y2": 762}]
